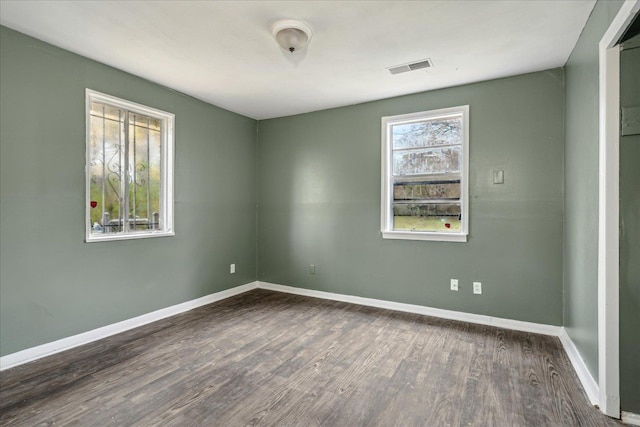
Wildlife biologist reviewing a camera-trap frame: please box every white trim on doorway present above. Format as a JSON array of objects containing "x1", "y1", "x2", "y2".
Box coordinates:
[{"x1": 598, "y1": 0, "x2": 640, "y2": 419}]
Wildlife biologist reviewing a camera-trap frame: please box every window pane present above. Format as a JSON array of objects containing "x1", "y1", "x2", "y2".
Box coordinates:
[
  {"x1": 90, "y1": 102, "x2": 122, "y2": 123},
  {"x1": 87, "y1": 91, "x2": 173, "y2": 241},
  {"x1": 382, "y1": 105, "x2": 468, "y2": 241},
  {"x1": 393, "y1": 203, "x2": 461, "y2": 232},
  {"x1": 89, "y1": 104, "x2": 125, "y2": 235},
  {"x1": 128, "y1": 113, "x2": 161, "y2": 231},
  {"x1": 148, "y1": 129, "x2": 161, "y2": 229},
  {"x1": 393, "y1": 146, "x2": 461, "y2": 175},
  {"x1": 394, "y1": 180, "x2": 460, "y2": 200},
  {"x1": 148, "y1": 117, "x2": 161, "y2": 131},
  {"x1": 392, "y1": 116, "x2": 462, "y2": 149}
]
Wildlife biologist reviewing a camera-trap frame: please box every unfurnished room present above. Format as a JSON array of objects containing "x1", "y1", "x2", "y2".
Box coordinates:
[{"x1": 0, "y1": 0, "x2": 639, "y2": 425}]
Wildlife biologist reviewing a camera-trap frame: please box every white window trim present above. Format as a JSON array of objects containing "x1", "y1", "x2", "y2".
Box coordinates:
[
  {"x1": 85, "y1": 89, "x2": 175, "y2": 242},
  {"x1": 381, "y1": 105, "x2": 469, "y2": 242}
]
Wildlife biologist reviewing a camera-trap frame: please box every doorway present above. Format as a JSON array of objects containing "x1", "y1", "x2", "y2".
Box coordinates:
[{"x1": 598, "y1": 0, "x2": 640, "y2": 420}]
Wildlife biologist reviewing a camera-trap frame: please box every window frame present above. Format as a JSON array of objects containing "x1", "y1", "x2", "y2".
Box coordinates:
[
  {"x1": 85, "y1": 89, "x2": 175, "y2": 243},
  {"x1": 381, "y1": 105, "x2": 469, "y2": 242}
]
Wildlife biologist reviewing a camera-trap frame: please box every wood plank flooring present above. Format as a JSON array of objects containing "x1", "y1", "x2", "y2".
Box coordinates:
[{"x1": 0, "y1": 289, "x2": 621, "y2": 426}]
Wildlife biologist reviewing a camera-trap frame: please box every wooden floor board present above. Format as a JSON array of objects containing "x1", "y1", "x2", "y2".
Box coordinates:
[{"x1": 0, "y1": 289, "x2": 621, "y2": 426}]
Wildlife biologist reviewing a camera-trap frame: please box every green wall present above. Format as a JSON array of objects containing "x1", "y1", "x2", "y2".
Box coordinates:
[
  {"x1": 3, "y1": 10, "x2": 636, "y2": 413},
  {"x1": 257, "y1": 70, "x2": 565, "y2": 325},
  {"x1": 563, "y1": 0, "x2": 623, "y2": 383},
  {"x1": 0, "y1": 27, "x2": 258, "y2": 357},
  {"x1": 620, "y1": 34, "x2": 640, "y2": 414}
]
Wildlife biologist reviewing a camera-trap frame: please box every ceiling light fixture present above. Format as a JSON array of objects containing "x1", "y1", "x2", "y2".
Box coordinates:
[{"x1": 271, "y1": 19, "x2": 313, "y2": 53}]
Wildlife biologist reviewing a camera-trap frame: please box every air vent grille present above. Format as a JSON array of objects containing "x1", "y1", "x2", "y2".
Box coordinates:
[
  {"x1": 388, "y1": 58, "x2": 433, "y2": 75},
  {"x1": 408, "y1": 60, "x2": 431, "y2": 71}
]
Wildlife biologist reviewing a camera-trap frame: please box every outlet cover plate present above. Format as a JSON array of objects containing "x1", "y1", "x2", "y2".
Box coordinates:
[
  {"x1": 450, "y1": 279, "x2": 459, "y2": 291},
  {"x1": 473, "y1": 281, "x2": 482, "y2": 294}
]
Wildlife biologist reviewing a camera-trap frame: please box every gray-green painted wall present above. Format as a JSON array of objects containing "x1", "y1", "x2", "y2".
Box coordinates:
[
  {"x1": 4, "y1": 9, "x2": 637, "y2": 412},
  {"x1": 620, "y1": 34, "x2": 640, "y2": 413},
  {"x1": 257, "y1": 70, "x2": 565, "y2": 325},
  {"x1": 563, "y1": 0, "x2": 623, "y2": 383},
  {"x1": 0, "y1": 26, "x2": 258, "y2": 357}
]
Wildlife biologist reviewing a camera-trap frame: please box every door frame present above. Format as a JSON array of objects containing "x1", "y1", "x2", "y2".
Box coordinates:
[{"x1": 598, "y1": 0, "x2": 640, "y2": 418}]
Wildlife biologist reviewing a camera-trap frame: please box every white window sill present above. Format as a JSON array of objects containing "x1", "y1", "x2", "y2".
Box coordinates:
[
  {"x1": 86, "y1": 231, "x2": 175, "y2": 243},
  {"x1": 381, "y1": 230, "x2": 467, "y2": 242}
]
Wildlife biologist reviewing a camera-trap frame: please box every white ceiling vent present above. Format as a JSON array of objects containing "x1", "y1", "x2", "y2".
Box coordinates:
[{"x1": 387, "y1": 58, "x2": 433, "y2": 75}]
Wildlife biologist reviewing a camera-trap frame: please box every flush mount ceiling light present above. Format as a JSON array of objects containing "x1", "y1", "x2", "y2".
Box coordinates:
[{"x1": 271, "y1": 19, "x2": 313, "y2": 53}]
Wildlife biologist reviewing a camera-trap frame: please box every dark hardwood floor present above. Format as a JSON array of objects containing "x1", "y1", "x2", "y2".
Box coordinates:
[{"x1": 0, "y1": 289, "x2": 621, "y2": 426}]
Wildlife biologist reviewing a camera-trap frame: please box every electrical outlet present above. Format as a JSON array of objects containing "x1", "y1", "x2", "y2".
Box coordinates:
[
  {"x1": 230, "y1": 264, "x2": 235, "y2": 274},
  {"x1": 473, "y1": 281, "x2": 482, "y2": 294},
  {"x1": 309, "y1": 264, "x2": 316, "y2": 275},
  {"x1": 450, "y1": 279, "x2": 459, "y2": 291}
]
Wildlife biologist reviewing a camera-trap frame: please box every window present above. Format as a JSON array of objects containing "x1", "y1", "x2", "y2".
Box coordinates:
[
  {"x1": 381, "y1": 105, "x2": 469, "y2": 242},
  {"x1": 86, "y1": 90, "x2": 174, "y2": 242}
]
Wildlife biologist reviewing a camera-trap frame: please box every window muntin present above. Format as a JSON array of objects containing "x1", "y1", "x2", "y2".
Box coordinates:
[
  {"x1": 381, "y1": 106, "x2": 469, "y2": 242},
  {"x1": 86, "y1": 90, "x2": 174, "y2": 242}
]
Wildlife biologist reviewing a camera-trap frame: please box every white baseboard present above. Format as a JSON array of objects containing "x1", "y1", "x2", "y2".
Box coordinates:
[
  {"x1": 558, "y1": 327, "x2": 599, "y2": 405},
  {"x1": 258, "y1": 282, "x2": 609, "y2": 409},
  {"x1": 256, "y1": 281, "x2": 562, "y2": 336},
  {"x1": 623, "y1": 411, "x2": 640, "y2": 426},
  {"x1": 0, "y1": 281, "x2": 259, "y2": 371},
  {"x1": 1, "y1": 278, "x2": 604, "y2": 420}
]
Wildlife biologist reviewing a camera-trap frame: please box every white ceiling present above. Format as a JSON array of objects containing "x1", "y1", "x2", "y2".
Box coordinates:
[{"x1": 0, "y1": 0, "x2": 595, "y2": 120}]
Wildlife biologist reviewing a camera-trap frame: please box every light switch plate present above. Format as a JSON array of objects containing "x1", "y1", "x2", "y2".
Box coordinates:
[{"x1": 493, "y1": 170, "x2": 504, "y2": 184}]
